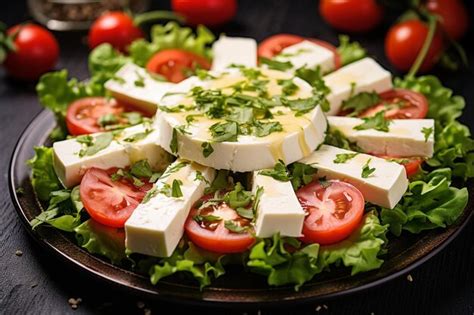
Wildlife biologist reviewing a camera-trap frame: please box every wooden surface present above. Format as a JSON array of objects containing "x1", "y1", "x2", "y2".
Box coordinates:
[{"x1": 0, "y1": 1, "x2": 473, "y2": 314}]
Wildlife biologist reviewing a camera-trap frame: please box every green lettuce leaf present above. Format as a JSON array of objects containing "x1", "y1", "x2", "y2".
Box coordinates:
[
  {"x1": 75, "y1": 219, "x2": 127, "y2": 265},
  {"x1": 30, "y1": 186, "x2": 83, "y2": 232},
  {"x1": 129, "y1": 22, "x2": 214, "y2": 67},
  {"x1": 317, "y1": 211, "x2": 388, "y2": 275},
  {"x1": 27, "y1": 146, "x2": 62, "y2": 201},
  {"x1": 247, "y1": 212, "x2": 387, "y2": 290},
  {"x1": 88, "y1": 43, "x2": 131, "y2": 88},
  {"x1": 381, "y1": 168, "x2": 468, "y2": 236},
  {"x1": 395, "y1": 75, "x2": 474, "y2": 180},
  {"x1": 148, "y1": 242, "x2": 225, "y2": 289},
  {"x1": 337, "y1": 35, "x2": 367, "y2": 66}
]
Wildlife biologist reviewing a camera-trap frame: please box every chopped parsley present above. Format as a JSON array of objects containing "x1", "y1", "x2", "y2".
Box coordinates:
[
  {"x1": 422, "y1": 127, "x2": 433, "y2": 142},
  {"x1": 341, "y1": 92, "x2": 381, "y2": 117},
  {"x1": 361, "y1": 159, "x2": 376, "y2": 178},
  {"x1": 78, "y1": 132, "x2": 113, "y2": 157},
  {"x1": 259, "y1": 160, "x2": 291, "y2": 182},
  {"x1": 123, "y1": 129, "x2": 152, "y2": 142},
  {"x1": 277, "y1": 78, "x2": 299, "y2": 96},
  {"x1": 224, "y1": 220, "x2": 247, "y2": 233},
  {"x1": 209, "y1": 121, "x2": 239, "y2": 142},
  {"x1": 259, "y1": 57, "x2": 293, "y2": 71},
  {"x1": 193, "y1": 214, "x2": 221, "y2": 223},
  {"x1": 201, "y1": 142, "x2": 214, "y2": 157},
  {"x1": 223, "y1": 183, "x2": 252, "y2": 208},
  {"x1": 333, "y1": 153, "x2": 359, "y2": 164},
  {"x1": 170, "y1": 128, "x2": 179, "y2": 154},
  {"x1": 171, "y1": 179, "x2": 183, "y2": 198},
  {"x1": 354, "y1": 111, "x2": 391, "y2": 132},
  {"x1": 289, "y1": 162, "x2": 317, "y2": 190},
  {"x1": 134, "y1": 71, "x2": 146, "y2": 87}
]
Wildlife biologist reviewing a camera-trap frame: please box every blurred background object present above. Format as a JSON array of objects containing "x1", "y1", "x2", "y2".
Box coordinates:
[{"x1": 27, "y1": 0, "x2": 150, "y2": 31}]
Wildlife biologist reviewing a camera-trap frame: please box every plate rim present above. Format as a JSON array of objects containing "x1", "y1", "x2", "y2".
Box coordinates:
[{"x1": 8, "y1": 109, "x2": 474, "y2": 306}]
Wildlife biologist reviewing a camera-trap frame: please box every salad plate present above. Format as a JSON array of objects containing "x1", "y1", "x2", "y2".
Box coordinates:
[{"x1": 9, "y1": 22, "x2": 474, "y2": 305}]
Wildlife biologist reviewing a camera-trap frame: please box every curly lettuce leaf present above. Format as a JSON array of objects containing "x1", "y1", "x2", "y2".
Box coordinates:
[
  {"x1": 395, "y1": 75, "x2": 474, "y2": 179},
  {"x1": 337, "y1": 35, "x2": 367, "y2": 66},
  {"x1": 381, "y1": 168, "x2": 468, "y2": 236},
  {"x1": 27, "y1": 146, "x2": 62, "y2": 201},
  {"x1": 129, "y1": 22, "x2": 214, "y2": 67},
  {"x1": 148, "y1": 242, "x2": 225, "y2": 289},
  {"x1": 75, "y1": 219, "x2": 127, "y2": 265},
  {"x1": 88, "y1": 43, "x2": 131, "y2": 88},
  {"x1": 30, "y1": 186, "x2": 83, "y2": 232},
  {"x1": 247, "y1": 212, "x2": 387, "y2": 290}
]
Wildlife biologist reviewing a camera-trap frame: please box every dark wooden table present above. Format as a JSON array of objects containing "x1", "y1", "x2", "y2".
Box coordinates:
[{"x1": 1, "y1": 1, "x2": 473, "y2": 314}]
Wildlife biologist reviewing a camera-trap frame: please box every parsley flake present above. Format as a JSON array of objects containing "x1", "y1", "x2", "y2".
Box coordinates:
[
  {"x1": 354, "y1": 111, "x2": 391, "y2": 132},
  {"x1": 422, "y1": 127, "x2": 433, "y2": 142},
  {"x1": 361, "y1": 159, "x2": 376, "y2": 178},
  {"x1": 334, "y1": 153, "x2": 359, "y2": 164}
]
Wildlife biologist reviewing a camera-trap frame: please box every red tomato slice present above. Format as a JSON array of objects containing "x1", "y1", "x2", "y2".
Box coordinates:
[
  {"x1": 146, "y1": 49, "x2": 211, "y2": 83},
  {"x1": 257, "y1": 34, "x2": 341, "y2": 69},
  {"x1": 65, "y1": 97, "x2": 148, "y2": 136},
  {"x1": 296, "y1": 180, "x2": 364, "y2": 245},
  {"x1": 359, "y1": 88, "x2": 429, "y2": 119},
  {"x1": 376, "y1": 155, "x2": 424, "y2": 177},
  {"x1": 185, "y1": 196, "x2": 255, "y2": 254},
  {"x1": 80, "y1": 168, "x2": 151, "y2": 228}
]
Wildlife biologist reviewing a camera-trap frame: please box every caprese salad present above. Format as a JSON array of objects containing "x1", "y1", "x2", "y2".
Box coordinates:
[{"x1": 28, "y1": 22, "x2": 472, "y2": 290}]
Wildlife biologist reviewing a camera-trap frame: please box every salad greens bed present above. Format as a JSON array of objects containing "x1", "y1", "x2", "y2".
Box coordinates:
[{"x1": 27, "y1": 22, "x2": 471, "y2": 290}]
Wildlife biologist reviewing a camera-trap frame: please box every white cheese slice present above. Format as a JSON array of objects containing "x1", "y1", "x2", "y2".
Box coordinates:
[
  {"x1": 105, "y1": 63, "x2": 175, "y2": 114},
  {"x1": 155, "y1": 68, "x2": 328, "y2": 172},
  {"x1": 211, "y1": 36, "x2": 258, "y2": 71},
  {"x1": 299, "y1": 144, "x2": 408, "y2": 209},
  {"x1": 274, "y1": 40, "x2": 335, "y2": 73},
  {"x1": 328, "y1": 116, "x2": 435, "y2": 157},
  {"x1": 125, "y1": 160, "x2": 215, "y2": 257},
  {"x1": 323, "y1": 58, "x2": 392, "y2": 115},
  {"x1": 53, "y1": 124, "x2": 172, "y2": 188},
  {"x1": 252, "y1": 172, "x2": 305, "y2": 238}
]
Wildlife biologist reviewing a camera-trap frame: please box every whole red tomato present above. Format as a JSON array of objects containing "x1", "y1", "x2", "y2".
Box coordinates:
[
  {"x1": 88, "y1": 11, "x2": 143, "y2": 52},
  {"x1": 426, "y1": 0, "x2": 469, "y2": 40},
  {"x1": 319, "y1": 0, "x2": 384, "y2": 33},
  {"x1": 385, "y1": 20, "x2": 444, "y2": 73},
  {"x1": 172, "y1": 0, "x2": 237, "y2": 26},
  {"x1": 3, "y1": 24, "x2": 59, "y2": 80}
]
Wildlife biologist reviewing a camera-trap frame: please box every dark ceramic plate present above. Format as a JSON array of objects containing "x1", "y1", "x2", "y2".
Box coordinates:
[{"x1": 9, "y1": 110, "x2": 473, "y2": 306}]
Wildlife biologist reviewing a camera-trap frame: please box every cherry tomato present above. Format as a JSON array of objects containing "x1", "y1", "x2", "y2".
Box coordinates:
[
  {"x1": 359, "y1": 89, "x2": 429, "y2": 119},
  {"x1": 296, "y1": 180, "x2": 364, "y2": 245},
  {"x1": 172, "y1": 0, "x2": 237, "y2": 26},
  {"x1": 146, "y1": 49, "x2": 211, "y2": 83},
  {"x1": 185, "y1": 196, "x2": 255, "y2": 254},
  {"x1": 319, "y1": 0, "x2": 384, "y2": 33},
  {"x1": 65, "y1": 97, "x2": 147, "y2": 136},
  {"x1": 3, "y1": 24, "x2": 59, "y2": 80},
  {"x1": 385, "y1": 20, "x2": 444, "y2": 73},
  {"x1": 80, "y1": 168, "x2": 152, "y2": 228},
  {"x1": 257, "y1": 34, "x2": 341, "y2": 69},
  {"x1": 426, "y1": 0, "x2": 469, "y2": 40},
  {"x1": 88, "y1": 11, "x2": 143, "y2": 52},
  {"x1": 376, "y1": 155, "x2": 424, "y2": 177}
]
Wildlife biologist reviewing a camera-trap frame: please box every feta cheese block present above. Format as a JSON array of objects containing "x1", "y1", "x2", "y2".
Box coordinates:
[
  {"x1": 155, "y1": 68, "x2": 328, "y2": 172},
  {"x1": 252, "y1": 172, "x2": 305, "y2": 238},
  {"x1": 299, "y1": 144, "x2": 408, "y2": 209},
  {"x1": 105, "y1": 63, "x2": 175, "y2": 114},
  {"x1": 273, "y1": 40, "x2": 335, "y2": 73},
  {"x1": 211, "y1": 36, "x2": 257, "y2": 71},
  {"x1": 323, "y1": 58, "x2": 392, "y2": 115},
  {"x1": 53, "y1": 124, "x2": 172, "y2": 188},
  {"x1": 328, "y1": 116, "x2": 435, "y2": 157},
  {"x1": 125, "y1": 160, "x2": 215, "y2": 257}
]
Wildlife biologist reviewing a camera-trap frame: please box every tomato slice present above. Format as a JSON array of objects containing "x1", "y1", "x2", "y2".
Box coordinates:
[
  {"x1": 257, "y1": 34, "x2": 341, "y2": 69},
  {"x1": 65, "y1": 97, "x2": 147, "y2": 136},
  {"x1": 376, "y1": 155, "x2": 424, "y2": 177},
  {"x1": 146, "y1": 49, "x2": 211, "y2": 83},
  {"x1": 185, "y1": 196, "x2": 255, "y2": 254},
  {"x1": 80, "y1": 168, "x2": 152, "y2": 228},
  {"x1": 296, "y1": 180, "x2": 364, "y2": 245},
  {"x1": 359, "y1": 89, "x2": 429, "y2": 119}
]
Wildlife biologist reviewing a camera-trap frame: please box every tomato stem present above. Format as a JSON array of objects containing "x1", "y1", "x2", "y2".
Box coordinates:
[
  {"x1": 407, "y1": 14, "x2": 437, "y2": 78},
  {"x1": 133, "y1": 11, "x2": 185, "y2": 27}
]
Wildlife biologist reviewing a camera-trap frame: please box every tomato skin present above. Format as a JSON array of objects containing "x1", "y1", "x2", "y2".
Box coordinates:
[
  {"x1": 3, "y1": 24, "x2": 59, "y2": 80},
  {"x1": 385, "y1": 20, "x2": 444, "y2": 73},
  {"x1": 257, "y1": 34, "x2": 341, "y2": 69},
  {"x1": 80, "y1": 168, "x2": 151, "y2": 228},
  {"x1": 359, "y1": 88, "x2": 429, "y2": 119},
  {"x1": 172, "y1": 0, "x2": 237, "y2": 26},
  {"x1": 376, "y1": 155, "x2": 423, "y2": 177},
  {"x1": 88, "y1": 12, "x2": 143, "y2": 52},
  {"x1": 426, "y1": 0, "x2": 469, "y2": 40},
  {"x1": 146, "y1": 49, "x2": 211, "y2": 83},
  {"x1": 296, "y1": 180, "x2": 365, "y2": 245},
  {"x1": 319, "y1": 0, "x2": 384, "y2": 33},
  {"x1": 185, "y1": 198, "x2": 255, "y2": 254}
]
